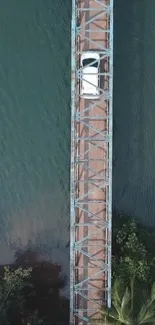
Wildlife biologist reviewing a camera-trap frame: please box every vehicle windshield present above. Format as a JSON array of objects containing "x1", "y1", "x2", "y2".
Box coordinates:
[{"x1": 82, "y1": 58, "x2": 99, "y2": 68}]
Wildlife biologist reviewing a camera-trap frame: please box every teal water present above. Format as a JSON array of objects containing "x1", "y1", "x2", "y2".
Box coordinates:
[
  {"x1": 0, "y1": 0, "x2": 71, "y2": 296},
  {"x1": 113, "y1": 0, "x2": 155, "y2": 225},
  {"x1": 1, "y1": 0, "x2": 155, "y2": 301}
]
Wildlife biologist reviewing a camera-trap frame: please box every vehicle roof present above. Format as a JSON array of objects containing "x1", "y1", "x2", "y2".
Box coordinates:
[{"x1": 81, "y1": 67, "x2": 99, "y2": 95}]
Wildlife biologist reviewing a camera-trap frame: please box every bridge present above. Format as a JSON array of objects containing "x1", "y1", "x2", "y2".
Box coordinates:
[{"x1": 70, "y1": 0, "x2": 113, "y2": 324}]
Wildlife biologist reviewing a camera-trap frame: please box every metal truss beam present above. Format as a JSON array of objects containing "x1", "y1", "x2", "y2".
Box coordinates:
[{"x1": 70, "y1": 0, "x2": 113, "y2": 324}]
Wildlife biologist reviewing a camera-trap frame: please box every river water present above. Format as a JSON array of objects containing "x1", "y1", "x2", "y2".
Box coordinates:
[
  {"x1": 0, "y1": 0, "x2": 155, "y2": 300},
  {"x1": 113, "y1": 0, "x2": 155, "y2": 226},
  {"x1": 0, "y1": 0, "x2": 71, "y2": 296}
]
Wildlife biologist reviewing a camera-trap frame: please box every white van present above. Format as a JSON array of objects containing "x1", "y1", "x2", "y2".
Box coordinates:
[{"x1": 80, "y1": 52, "x2": 100, "y2": 99}]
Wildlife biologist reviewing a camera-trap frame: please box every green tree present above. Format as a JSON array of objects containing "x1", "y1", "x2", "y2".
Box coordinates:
[
  {"x1": 113, "y1": 219, "x2": 151, "y2": 287},
  {"x1": 100, "y1": 278, "x2": 155, "y2": 325},
  {"x1": 0, "y1": 266, "x2": 32, "y2": 324}
]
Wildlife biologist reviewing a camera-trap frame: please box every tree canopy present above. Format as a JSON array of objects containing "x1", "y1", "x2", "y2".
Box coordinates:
[
  {"x1": 113, "y1": 219, "x2": 153, "y2": 284},
  {"x1": 100, "y1": 278, "x2": 155, "y2": 325},
  {"x1": 0, "y1": 266, "x2": 32, "y2": 324}
]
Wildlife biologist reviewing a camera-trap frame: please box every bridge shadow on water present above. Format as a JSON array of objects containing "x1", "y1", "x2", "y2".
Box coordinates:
[{"x1": 113, "y1": 0, "x2": 155, "y2": 225}]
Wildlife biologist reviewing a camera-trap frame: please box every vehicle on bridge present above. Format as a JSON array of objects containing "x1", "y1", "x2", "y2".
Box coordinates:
[{"x1": 80, "y1": 51, "x2": 100, "y2": 99}]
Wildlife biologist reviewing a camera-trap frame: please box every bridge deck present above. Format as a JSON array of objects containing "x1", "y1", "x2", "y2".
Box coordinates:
[{"x1": 70, "y1": 1, "x2": 113, "y2": 324}]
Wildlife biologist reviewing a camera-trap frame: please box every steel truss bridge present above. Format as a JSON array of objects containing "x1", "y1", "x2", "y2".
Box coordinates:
[{"x1": 70, "y1": 0, "x2": 113, "y2": 324}]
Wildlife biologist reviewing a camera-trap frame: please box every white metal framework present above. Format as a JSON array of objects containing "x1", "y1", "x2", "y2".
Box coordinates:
[{"x1": 70, "y1": 0, "x2": 113, "y2": 324}]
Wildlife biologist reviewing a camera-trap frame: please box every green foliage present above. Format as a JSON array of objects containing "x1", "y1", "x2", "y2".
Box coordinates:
[
  {"x1": 0, "y1": 266, "x2": 32, "y2": 325},
  {"x1": 99, "y1": 278, "x2": 155, "y2": 325},
  {"x1": 113, "y1": 219, "x2": 151, "y2": 284}
]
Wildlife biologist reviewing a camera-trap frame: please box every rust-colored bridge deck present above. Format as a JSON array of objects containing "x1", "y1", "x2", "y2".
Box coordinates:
[{"x1": 70, "y1": 1, "x2": 113, "y2": 324}]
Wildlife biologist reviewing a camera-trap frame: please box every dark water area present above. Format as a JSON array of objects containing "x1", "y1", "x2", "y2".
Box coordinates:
[
  {"x1": 0, "y1": 0, "x2": 71, "y2": 300},
  {"x1": 113, "y1": 0, "x2": 155, "y2": 226}
]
